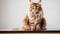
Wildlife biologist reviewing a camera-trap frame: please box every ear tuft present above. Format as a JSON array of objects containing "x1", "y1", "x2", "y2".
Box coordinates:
[
  {"x1": 38, "y1": 0, "x2": 41, "y2": 4},
  {"x1": 29, "y1": 0, "x2": 31, "y2": 2},
  {"x1": 38, "y1": 0, "x2": 41, "y2": 2}
]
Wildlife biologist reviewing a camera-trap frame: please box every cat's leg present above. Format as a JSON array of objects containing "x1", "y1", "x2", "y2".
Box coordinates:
[
  {"x1": 22, "y1": 16, "x2": 31, "y2": 31},
  {"x1": 36, "y1": 24, "x2": 41, "y2": 31},
  {"x1": 41, "y1": 17, "x2": 47, "y2": 30}
]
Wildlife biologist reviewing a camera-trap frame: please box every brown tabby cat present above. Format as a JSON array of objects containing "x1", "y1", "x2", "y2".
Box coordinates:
[{"x1": 22, "y1": 0, "x2": 46, "y2": 31}]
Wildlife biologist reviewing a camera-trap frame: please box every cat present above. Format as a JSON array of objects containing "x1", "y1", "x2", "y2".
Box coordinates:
[{"x1": 22, "y1": 0, "x2": 46, "y2": 31}]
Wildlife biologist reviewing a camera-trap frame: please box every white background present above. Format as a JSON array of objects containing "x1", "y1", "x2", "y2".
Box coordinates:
[{"x1": 0, "y1": 0, "x2": 60, "y2": 30}]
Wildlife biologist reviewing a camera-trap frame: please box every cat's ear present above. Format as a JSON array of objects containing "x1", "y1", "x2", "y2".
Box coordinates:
[
  {"x1": 29, "y1": 0, "x2": 32, "y2": 3},
  {"x1": 29, "y1": 0, "x2": 33, "y2": 4},
  {"x1": 38, "y1": 0, "x2": 41, "y2": 2},
  {"x1": 38, "y1": 0, "x2": 41, "y2": 4},
  {"x1": 29, "y1": 0, "x2": 31, "y2": 2},
  {"x1": 29, "y1": 0, "x2": 32, "y2": 2}
]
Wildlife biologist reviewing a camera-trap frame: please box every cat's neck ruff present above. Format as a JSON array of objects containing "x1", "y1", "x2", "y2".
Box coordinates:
[{"x1": 27, "y1": 11, "x2": 42, "y2": 25}]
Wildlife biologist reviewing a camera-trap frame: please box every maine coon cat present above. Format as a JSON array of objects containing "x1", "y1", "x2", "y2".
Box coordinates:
[{"x1": 22, "y1": 0, "x2": 46, "y2": 31}]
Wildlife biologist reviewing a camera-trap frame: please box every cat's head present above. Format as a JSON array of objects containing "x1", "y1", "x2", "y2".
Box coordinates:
[
  {"x1": 27, "y1": 0, "x2": 43, "y2": 23},
  {"x1": 29, "y1": 0, "x2": 42, "y2": 14}
]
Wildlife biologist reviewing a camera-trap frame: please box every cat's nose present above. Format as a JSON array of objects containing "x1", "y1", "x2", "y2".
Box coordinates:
[
  {"x1": 34, "y1": 11, "x2": 38, "y2": 14},
  {"x1": 36, "y1": 11, "x2": 38, "y2": 14}
]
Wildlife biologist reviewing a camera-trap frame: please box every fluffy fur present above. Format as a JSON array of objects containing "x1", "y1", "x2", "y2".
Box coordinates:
[{"x1": 22, "y1": 0, "x2": 46, "y2": 31}]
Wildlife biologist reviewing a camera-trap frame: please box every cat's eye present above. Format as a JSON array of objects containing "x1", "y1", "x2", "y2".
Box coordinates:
[
  {"x1": 31, "y1": 7, "x2": 33, "y2": 9},
  {"x1": 37, "y1": 6, "x2": 40, "y2": 9}
]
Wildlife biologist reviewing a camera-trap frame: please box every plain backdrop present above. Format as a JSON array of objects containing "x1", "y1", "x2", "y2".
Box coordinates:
[{"x1": 0, "y1": 0, "x2": 60, "y2": 30}]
